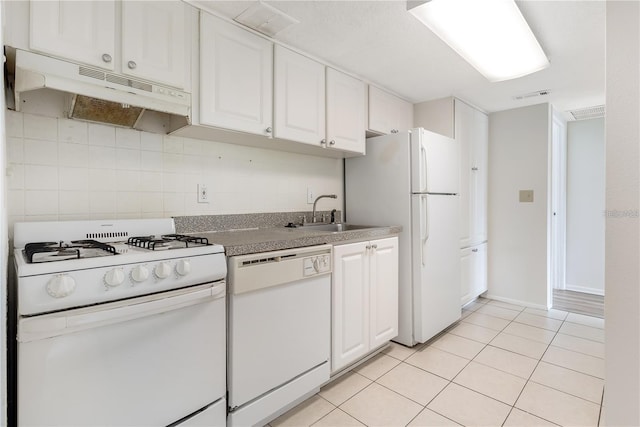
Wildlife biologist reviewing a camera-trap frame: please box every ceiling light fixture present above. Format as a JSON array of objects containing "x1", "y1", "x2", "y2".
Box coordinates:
[{"x1": 408, "y1": 0, "x2": 550, "y2": 82}]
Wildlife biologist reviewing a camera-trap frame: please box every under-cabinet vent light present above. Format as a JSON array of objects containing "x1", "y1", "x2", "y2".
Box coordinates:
[
  {"x1": 568, "y1": 105, "x2": 605, "y2": 121},
  {"x1": 513, "y1": 89, "x2": 551, "y2": 100}
]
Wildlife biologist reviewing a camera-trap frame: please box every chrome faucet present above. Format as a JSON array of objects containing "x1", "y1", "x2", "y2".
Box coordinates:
[{"x1": 312, "y1": 194, "x2": 337, "y2": 223}]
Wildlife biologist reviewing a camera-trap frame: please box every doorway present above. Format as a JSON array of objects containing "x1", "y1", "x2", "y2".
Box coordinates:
[{"x1": 550, "y1": 112, "x2": 606, "y2": 317}]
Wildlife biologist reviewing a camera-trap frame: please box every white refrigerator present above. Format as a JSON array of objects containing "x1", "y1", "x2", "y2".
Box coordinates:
[{"x1": 346, "y1": 128, "x2": 461, "y2": 346}]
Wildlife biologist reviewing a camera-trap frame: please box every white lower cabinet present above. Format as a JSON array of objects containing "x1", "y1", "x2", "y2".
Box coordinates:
[
  {"x1": 461, "y1": 242, "x2": 488, "y2": 306},
  {"x1": 332, "y1": 237, "x2": 398, "y2": 373}
]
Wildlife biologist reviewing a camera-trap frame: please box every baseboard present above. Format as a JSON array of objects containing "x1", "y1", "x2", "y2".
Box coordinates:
[
  {"x1": 482, "y1": 293, "x2": 550, "y2": 310},
  {"x1": 563, "y1": 284, "x2": 605, "y2": 296}
]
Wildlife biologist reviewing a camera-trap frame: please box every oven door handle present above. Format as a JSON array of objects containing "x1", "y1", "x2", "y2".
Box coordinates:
[{"x1": 19, "y1": 282, "x2": 226, "y2": 342}]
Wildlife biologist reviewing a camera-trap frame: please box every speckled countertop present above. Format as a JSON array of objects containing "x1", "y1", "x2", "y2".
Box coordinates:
[
  {"x1": 174, "y1": 213, "x2": 401, "y2": 256},
  {"x1": 199, "y1": 225, "x2": 401, "y2": 256}
]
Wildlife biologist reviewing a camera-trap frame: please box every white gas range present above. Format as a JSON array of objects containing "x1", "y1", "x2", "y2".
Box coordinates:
[{"x1": 11, "y1": 218, "x2": 227, "y2": 426}]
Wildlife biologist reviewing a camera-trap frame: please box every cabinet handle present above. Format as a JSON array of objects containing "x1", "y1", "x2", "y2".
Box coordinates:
[
  {"x1": 372, "y1": 244, "x2": 378, "y2": 249},
  {"x1": 329, "y1": 140, "x2": 336, "y2": 146},
  {"x1": 472, "y1": 249, "x2": 479, "y2": 252},
  {"x1": 366, "y1": 245, "x2": 372, "y2": 250},
  {"x1": 265, "y1": 127, "x2": 272, "y2": 134},
  {"x1": 102, "y1": 53, "x2": 112, "y2": 63},
  {"x1": 471, "y1": 167, "x2": 479, "y2": 171},
  {"x1": 320, "y1": 139, "x2": 327, "y2": 146},
  {"x1": 390, "y1": 129, "x2": 399, "y2": 134},
  {"x1": 127, "y1": 61, "x2": 137, "y2": 70}
]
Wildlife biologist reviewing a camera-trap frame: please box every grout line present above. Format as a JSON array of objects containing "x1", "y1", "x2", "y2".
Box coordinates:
[
  {"x1": 547, "y1": 341, "x2": 605, "y2": 360},
  {"x1": 597, "y1": 387, "x2": 605, "y2": 426},
  {"x1": 526, "y1": 377, "x2": 604, "y2": 405}
]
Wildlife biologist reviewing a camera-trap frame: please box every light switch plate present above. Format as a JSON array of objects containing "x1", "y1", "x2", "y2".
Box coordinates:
[{"x1": 519, "y1": 190, "x2": 534, "y2": 203}]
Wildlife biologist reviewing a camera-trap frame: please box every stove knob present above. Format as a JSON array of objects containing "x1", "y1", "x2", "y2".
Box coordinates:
[
  {"x1": 154, "y1": 262, "x2": 172, "y2": 279},
  {"x1": 176, "y1": 259, "x2": 191, "y2": 276},
  {"x1": 46, "y1": 274, "x2": 76, "y2": 298},
  {"x1": 131, "y1": 265, "x2": 150, "y2": 283},
  {"x1": 104, "y1": 268, "x2": 125, "y2": 288}
]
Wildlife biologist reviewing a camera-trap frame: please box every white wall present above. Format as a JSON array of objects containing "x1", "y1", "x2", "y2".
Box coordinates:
[
  {"x1": 565, "y1": 118, "x2": 605, "y2": 295},
  {"x1": 487, "y1": 103, "x2": 550, "y2": 308},
  {"x1": 5, "y1": 110, "x2": 344, "y2": 238},
  {"x1": 604, "y1": 2, "x2": 640, "y2": 425}
]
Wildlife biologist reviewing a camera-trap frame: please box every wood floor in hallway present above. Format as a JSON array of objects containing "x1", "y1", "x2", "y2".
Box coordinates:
[{"x1": 553, "y1": 289, "x2": 604, "y2": 318}]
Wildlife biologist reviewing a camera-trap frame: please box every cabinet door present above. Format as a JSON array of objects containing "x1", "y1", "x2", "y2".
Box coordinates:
[
  {"x1": 456, "y1": 100, "x2": 474, "y2": 248},
  {"x1": 326, "y1": 68, "x2": 365, "y2": 154},
  {"x1": 369, "y1": 237, "x2": 399, "y2": 349},
  {"x1": 121, "y1": 1, "x2": 186, "y2": 87},
  {"x1": 460, "y1": 247, "x2": 473, "y2": 306},
  {"x1": 30, "y1": 0, "x2": 115, "y2": 70},
  {"x1": 274, "y1": 46, "x2": 326, "y2": 146},
  {"x1": 199, "y1": 13, "x2": 273, "y2": 136},
  {"x1": 332, "y1": 242, "x2": 369, "y2": 373},
  {"x1": 472, "y1": 243, "x2": 488, "y2": 297},
  {"x1": 368, "y1": 86, "x2": 413, "y2": 135},
  {"x1": 470, "y1": 109, "x2": 489, "y2": 244}
]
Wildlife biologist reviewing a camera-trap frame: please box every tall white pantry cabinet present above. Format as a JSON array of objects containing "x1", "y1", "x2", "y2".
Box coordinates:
[
  {"x1": 414, "y1": 98, "x2": 488, "y2": 306},
  {"x1": 456, "y1": 100, "x2": 488, "y2": 306}
]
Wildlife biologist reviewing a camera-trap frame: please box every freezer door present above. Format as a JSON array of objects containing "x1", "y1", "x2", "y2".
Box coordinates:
[
  {"x1": 411, "y1": 128, "x2": 459, "y2": 194},
  {"x1": 411, "y1": 194, "x2": 461, "y2": 343}
]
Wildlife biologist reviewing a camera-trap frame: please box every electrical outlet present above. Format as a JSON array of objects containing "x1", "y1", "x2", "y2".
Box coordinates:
[
  {"x1": 198, "y1": 184, "x2": 210, "y2": 204},
  {"x1": 307, "y1": 187, "x2": 314, "y2": 204}
]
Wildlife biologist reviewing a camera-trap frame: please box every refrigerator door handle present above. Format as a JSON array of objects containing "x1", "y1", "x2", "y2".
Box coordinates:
[
  {"x1": 420, "y1": 144, "x2": 428, "y2": 192},
  {"x1": 421, "y1": 195, "x2": 429, "y2": 266}
]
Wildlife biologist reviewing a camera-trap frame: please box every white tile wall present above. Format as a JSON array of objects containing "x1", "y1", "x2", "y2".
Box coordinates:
[{"x1": 6, "y1": 111, "x2": 344, "y2": 230}]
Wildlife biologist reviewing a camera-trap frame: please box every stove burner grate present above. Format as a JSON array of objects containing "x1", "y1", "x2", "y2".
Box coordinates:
[
  {"x1": 24, "y1": 240, "x2": 118, "y2": 263},
  {"x1": 127, "y1": 234, "x2": 210, "y2": 250}
]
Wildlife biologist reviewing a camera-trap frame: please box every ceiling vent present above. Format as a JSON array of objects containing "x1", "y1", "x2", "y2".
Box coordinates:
[
  {"x1": 513, "y1": 89, "x2": 551, "y2": 100},
  {"x1": 234, "y1": 2, "x2": 299, "y2": 37},
  {"x1": 567, "y1": 105, "x2": 605, "y2": 121}
]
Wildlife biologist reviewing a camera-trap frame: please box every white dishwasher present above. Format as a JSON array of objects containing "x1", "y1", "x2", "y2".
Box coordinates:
[{"x1": 227, "y1": 244, "x2": 332, "y2": 427}]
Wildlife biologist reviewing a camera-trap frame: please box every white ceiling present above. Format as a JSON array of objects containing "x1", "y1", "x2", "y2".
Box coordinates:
[{"x1": 193, "y1": 0, "x2": 605, "y2": 115}]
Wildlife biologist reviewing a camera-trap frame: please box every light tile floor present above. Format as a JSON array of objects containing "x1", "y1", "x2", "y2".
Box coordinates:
[{"x1": 269, "y1": 297, "x2": 605, "y2": 427}]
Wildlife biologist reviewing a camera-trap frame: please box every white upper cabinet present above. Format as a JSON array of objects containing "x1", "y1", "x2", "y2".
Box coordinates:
[
  {"x1": 29, "y1": 0, "x2": 189, "y2": 88},
  {"x1": 326, "y1": 68, "x2": 366, "y2": 154},
  {"x1": 456, "y1": 100, "x2": 488, "y2": 248},
  {"x1": 30, "y1": 1, "x2": 116, "y2": 70},
  {"x1": 121, "y1": 1, "x2": 187, "y2": 88},
  {"x1": 274, "y1": 45, "x2": 326, "y2": 146},
  {"x1": 368, "y1": 86, "x2": 413, "y2": 135},
  {"x1": 471, "y1": 107, "x2": 488, "y2": 243},
  {"x1": 199, "y1": 13, "x2": 273, "y2": 136}
]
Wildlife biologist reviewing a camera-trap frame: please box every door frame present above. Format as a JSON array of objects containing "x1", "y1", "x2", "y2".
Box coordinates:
[{"x1": 550, "y1": 109, "x2": 568, "y2": 304}]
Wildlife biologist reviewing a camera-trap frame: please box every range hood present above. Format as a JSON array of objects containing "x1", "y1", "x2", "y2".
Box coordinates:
[{"x1": 10, "y1": 49, "x2": 191, "y2": 130}]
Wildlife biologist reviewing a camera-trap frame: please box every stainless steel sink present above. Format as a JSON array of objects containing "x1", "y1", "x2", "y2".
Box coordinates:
[{"x1": 301, "y1": 223, "x2": 373, "y2": 232}]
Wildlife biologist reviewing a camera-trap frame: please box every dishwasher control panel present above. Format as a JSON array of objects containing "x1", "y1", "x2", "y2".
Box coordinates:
[{"x1": 303, "y1": 254, "x2": 331, "y2": 277}]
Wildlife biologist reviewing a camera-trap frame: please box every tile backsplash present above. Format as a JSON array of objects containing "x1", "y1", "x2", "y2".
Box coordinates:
[{"x1": 5, "y1": 111, "x2": 344, "y2": 232}]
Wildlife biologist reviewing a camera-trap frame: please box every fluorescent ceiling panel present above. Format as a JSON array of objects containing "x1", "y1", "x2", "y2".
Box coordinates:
[{"x1": 408, "y1": 0, "x2": 550, "y2": 82}]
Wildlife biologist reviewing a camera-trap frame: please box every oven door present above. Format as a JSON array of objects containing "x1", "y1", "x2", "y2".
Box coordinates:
[{"x1": 17, "y1": 282, "x2": 226, "y2": 427}]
